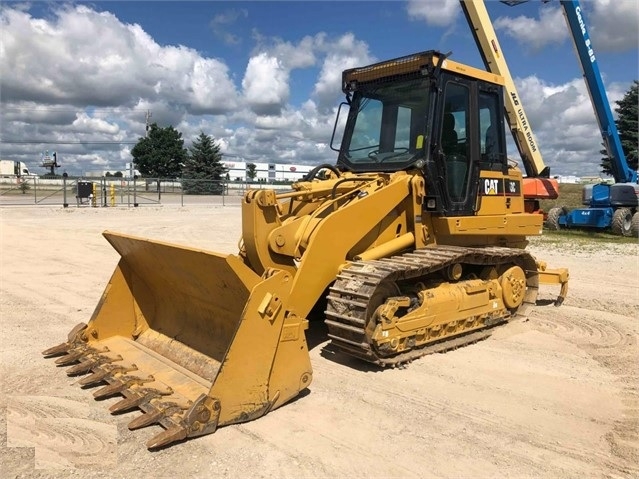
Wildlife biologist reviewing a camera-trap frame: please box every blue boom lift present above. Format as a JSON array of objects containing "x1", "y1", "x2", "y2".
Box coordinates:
[{"x1": 504, "y1": 0, "x2": 639, "y2": 236}]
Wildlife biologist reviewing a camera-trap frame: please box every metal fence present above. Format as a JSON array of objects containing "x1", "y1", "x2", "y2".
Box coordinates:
[{"x1": 0, "y1": 176, "x2": 291, "y2": 207}]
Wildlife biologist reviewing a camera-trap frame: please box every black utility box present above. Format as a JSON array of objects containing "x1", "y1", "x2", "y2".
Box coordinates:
[{"x1": 77, "y1": 181, "x2": 93, "y2": 198}]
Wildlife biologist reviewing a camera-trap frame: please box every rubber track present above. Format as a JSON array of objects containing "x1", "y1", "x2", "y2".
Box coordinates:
[{"x1": 325, "y1": 245, "x2": 538, "y2": 367}]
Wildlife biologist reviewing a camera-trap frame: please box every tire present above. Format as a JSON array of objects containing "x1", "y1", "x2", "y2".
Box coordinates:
[
  {"x1": 545, "y1": 207, "x2": 564, "y2": 230},
  {"x1": 611, "y1": 207, "x2": 633, "y2": 236},
  {"x1": 631, "y1": 212, "x2": 639, "y2": 238}
]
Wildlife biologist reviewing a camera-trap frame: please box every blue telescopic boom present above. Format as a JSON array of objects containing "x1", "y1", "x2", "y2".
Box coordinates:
[{"x1": 560, "y1": 0, "x2": 637, "y2": 183}]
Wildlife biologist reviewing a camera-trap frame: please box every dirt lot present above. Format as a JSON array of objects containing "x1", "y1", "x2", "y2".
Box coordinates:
[{"x1": 1, "y1": 205, "x2": 637, "y2": 478}]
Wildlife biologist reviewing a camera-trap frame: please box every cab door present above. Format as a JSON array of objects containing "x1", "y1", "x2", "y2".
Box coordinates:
[{"x1": 434, "y1": 74, "x2": 479, "y2": 216}]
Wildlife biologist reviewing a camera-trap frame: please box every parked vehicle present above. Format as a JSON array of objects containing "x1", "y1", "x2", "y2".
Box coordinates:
[
  {"x1": 0, "y1": 159, "x2": 37, "y2": 178},
  {"x1": 44, "y1": 50, "x2": 568, "y2": 450},
  {"x1": 498, "y1": 1, "x2": 638, "y2": 236}
]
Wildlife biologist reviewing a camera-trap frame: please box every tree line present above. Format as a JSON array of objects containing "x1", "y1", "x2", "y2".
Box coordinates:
[
  {"x1": 130, "y1": 124, "x2": 261, "y2": 194},
  {"x1": 131, "y1": 124, "x2": 227, "y2": 194}
]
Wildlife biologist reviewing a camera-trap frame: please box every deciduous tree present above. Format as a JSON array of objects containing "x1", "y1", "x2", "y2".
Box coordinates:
[
  {"x1": 131, "y1": 123, "x2": 187, "y2": 178},
  {"x1": 246, "y1": 162, "x2": 257, "y2": 181}
]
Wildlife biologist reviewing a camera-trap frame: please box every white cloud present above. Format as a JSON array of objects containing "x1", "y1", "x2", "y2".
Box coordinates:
[
  {"x1": 313, "y1": 33, "x2": 375, "y2": 112},
  {"x1": 242, "y1": 52, "x2": 290, "y2": 115},
  {"x1": 493, "y1": 6, "x2": 567, "y2": 51},
  {"x1": 270, "y1": 35, "x2": 318, "y2": 70},
  {"x1": 511, "y1": 75, "x2": 628, "y2": 176},
  {"x1": 493, "y1": 0, "x2": 638, "y2": 53},
  {"x1": 0, "y1": 6, "x2": 240, "y2": 112},
  {"x1": 406, "y1": 0, "x2": 459, "y2": 27},
  {"x1": 72, "y1": 113, "x2": 120, "y2": 135},
  {"x1": 188, "y1": 58, "x2": 239, "y2": 114},
  {"x1": 589, "y1": 0, "x2": 639, "y2": 52}
]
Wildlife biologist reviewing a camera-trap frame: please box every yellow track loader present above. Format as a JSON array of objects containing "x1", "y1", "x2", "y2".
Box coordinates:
[{"x1": 44, "y1": 51, "x2": 568, "y2": 449}]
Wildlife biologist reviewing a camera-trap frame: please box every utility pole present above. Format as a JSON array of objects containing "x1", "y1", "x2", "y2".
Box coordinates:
[{"x1": 145, "y1": 110, "x2": 152, "y2": 137}]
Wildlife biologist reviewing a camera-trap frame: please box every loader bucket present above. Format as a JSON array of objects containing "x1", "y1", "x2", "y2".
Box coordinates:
[{"x1": 43, "y1": 231, "x2": 312, "y2": 449}]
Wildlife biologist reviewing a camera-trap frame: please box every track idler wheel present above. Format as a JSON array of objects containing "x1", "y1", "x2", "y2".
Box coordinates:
[{"x1": 500, "y1": 266, "x2": 526, "y2": 309}]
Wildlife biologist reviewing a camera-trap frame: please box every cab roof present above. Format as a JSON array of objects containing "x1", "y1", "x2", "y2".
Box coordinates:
[{"x1": 342, "y1": 50, "x2": 504, "y2": 92}]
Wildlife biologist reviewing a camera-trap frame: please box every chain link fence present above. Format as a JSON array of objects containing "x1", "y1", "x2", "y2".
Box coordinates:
[{"x1": 0, "y1": 176, "x2": 292, "y2": 207}]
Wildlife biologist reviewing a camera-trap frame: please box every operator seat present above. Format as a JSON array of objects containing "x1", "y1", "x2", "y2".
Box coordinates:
[
  {"x1": 442, "y1": 112, "x2": 467, "y2": 201},
  {"x1": 441, "y1": 112, "x2": 458, "y2": 154},
  {"x1": 484, "y1": 123, "x2": 498, "y2": 160}
]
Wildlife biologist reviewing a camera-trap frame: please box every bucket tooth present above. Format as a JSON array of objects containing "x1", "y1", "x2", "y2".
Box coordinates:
[
  {"x1": 66, "y1": 357, "x2": 102, "y2": 376},
  {"x1": 109, "y1": 394, "x2": 147, "y2": 414},
  {"x1": 145, "y1": 394, "x2": 220, "y2": 449},
  {"x1": 109, "y1": 387, "x2": 173, "y2": 414},
  {"x1": 54, "y1": 344, "x2": 107, "y2": 367},
  {"x1": 128, "y1": 402, "x2": 186, "y2": 430},
  {"x1": 54, "y1": 349, "x2": 85, "y2": 366},
  {"x1": 67, "y1": 354, "x2": 123, "y2": 376},
  {"x1": 78, "y1": 364, "x2": 137, "y2": 387},
  {"x1": 147, "y1": 425, "x2": 188, "y2": 450},
  {"x1": 93, "y1": 382, "x2": 125, "y2": 399},
  {"x1": 42, "y1": 342, "x2": 72, "y2": 357},
  {"x1": 93, "y1": 375, "x2": 154, "y2": 399},
  {"x1": 78, "y1": 369, "x2": 110, "y2": 387},
  {"x1": 128, "y1": 409, "x2": 164, "y2": 430},
  {"x1": 42, "y1": 323, "x2": 87, "y2": 357}
]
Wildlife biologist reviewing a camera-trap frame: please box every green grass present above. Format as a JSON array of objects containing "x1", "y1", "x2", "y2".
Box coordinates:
[
  {"x1": 537, "y1": 228, "x2": 638, "y2": 244},
  {"x1": 539, "y1": 183, "x2": 584, "y2": 211}
]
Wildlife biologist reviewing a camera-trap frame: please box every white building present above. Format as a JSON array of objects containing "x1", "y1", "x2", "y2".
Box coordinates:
[
  {"x1": 223, "y1": 161, "x2": 314, "y2": 182},
  {"x1": 554, "y1": 175, "x2": 581, "y2": 184}
]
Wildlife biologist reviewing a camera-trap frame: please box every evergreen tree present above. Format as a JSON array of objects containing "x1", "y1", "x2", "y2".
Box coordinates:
[
  {"x1": 600, "y1": 80, "x2": 638, "y2": 176},
  {"x1": 131, "y1": 123, "x2": 187, "y2": 179},
  {"x1": 182, "y1": 132, "x2": 227, "y2": 195}
]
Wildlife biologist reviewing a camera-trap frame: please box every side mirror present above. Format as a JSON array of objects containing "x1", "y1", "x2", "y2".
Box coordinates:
[{"x1": 330, "y1": 102, "x2": 349, "y2": 152}]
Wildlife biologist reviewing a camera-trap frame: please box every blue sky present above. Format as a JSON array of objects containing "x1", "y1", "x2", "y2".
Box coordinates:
[
  {"x1": 1, "y1": 0, "x2": 638, "y2": 177},
  {"x1": 84, "y1": 1, "x2": 635, "y2": 86}
]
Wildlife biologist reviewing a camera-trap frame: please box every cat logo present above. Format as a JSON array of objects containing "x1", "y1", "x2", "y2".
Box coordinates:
[
  {"x1": 484, "y1": 178, "x2": 500, "y2": 195},
  {"x1": 479, "y1": 177, "x2": 521, "y2": 196}
]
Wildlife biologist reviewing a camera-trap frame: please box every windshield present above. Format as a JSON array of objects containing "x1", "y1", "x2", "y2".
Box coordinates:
[{"x1": 340, "y1": 77, "x2": 430, "y2": 170}]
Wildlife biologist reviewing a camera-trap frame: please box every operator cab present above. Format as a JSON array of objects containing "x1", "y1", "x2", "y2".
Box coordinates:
[{"x1": 333, "y1": 51, "x2": 509, "y2": 216}]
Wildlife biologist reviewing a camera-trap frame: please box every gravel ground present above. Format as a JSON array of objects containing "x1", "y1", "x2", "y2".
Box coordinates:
[{"x1": 1, "y1": 205, "x2": 637, "y2": 479}]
